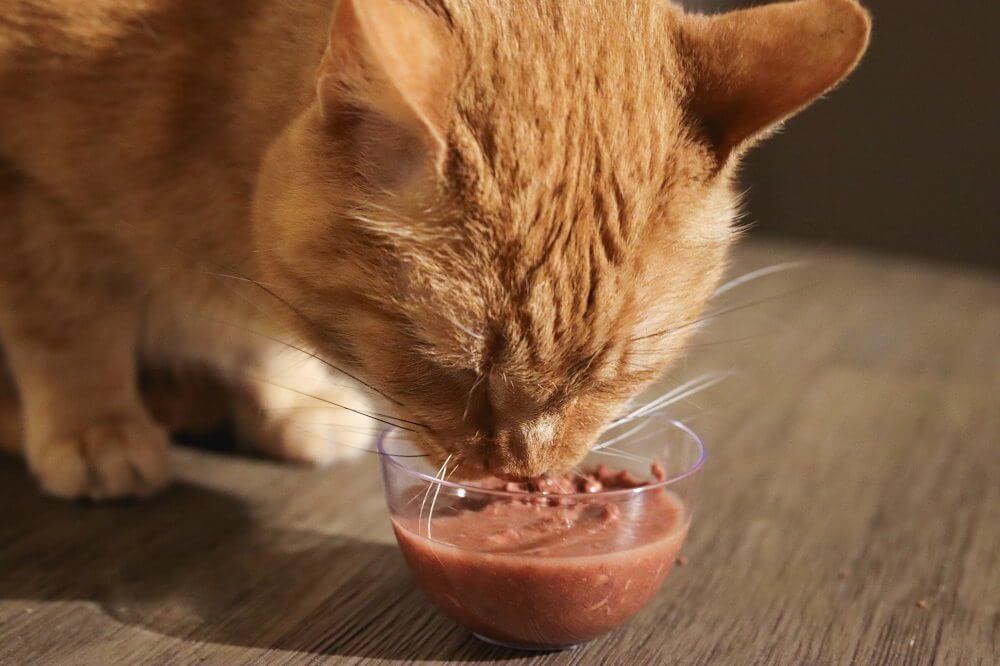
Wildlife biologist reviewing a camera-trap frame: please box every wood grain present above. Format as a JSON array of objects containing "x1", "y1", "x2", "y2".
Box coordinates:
[{"x1": 0, "y1": 240, "x2": 997, "y2": 665}]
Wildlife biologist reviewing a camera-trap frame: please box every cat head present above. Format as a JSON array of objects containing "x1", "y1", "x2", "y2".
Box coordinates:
[{"x1": 254, "y1": 0, "x2": 870, "y2": 478}]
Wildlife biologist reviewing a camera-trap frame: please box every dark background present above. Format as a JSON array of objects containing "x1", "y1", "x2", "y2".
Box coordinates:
[{"x1": 695, "y1": 0, "x2": 998, "y2": 270}]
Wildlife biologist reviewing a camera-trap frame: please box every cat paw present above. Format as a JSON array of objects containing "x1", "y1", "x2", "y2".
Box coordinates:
[
  {"x1": 249, "y1": 408, "x2": 373, "y2": 466},
  {"x1": 235, "y1": 361, "x2": 377, "y2": 466},
  {"x1": 28, "y1": 418, "x2": 171, "y2": 500}
]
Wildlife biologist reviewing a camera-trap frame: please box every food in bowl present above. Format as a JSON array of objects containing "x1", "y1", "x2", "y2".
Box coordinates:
[
  {"x1": 392, "y1": 464, "x2": 687, "y2": 648},
  {"x1": 379, "y1": 420, "x2": 703, "y2": 650}
]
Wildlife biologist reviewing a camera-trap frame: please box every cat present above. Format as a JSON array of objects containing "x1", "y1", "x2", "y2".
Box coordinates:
[{"x1": 0, "y1": 0, "x2": 870, "y2": 499}]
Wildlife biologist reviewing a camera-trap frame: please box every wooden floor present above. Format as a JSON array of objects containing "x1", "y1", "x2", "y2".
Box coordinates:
[{"x1": 1, "y1": 241, "x2": 997, "y2": 665}]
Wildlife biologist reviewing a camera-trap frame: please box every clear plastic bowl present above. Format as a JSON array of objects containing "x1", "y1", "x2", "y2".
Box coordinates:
[{"x1": 377, "y1": 416, "x2": 705, "y2": 651}]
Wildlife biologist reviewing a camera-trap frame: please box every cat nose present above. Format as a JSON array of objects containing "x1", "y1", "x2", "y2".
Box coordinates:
[{"x1": 485, "y1": 414, "x2": 561, "y2": 478}]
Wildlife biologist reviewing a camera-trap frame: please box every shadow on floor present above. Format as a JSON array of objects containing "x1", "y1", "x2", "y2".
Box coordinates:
[{"x1": 0, "y1": 457, "x2": 520, "y2": 662}]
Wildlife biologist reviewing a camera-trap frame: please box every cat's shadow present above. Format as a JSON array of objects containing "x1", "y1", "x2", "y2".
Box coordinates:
[{"x1": 0, "y1": 458, "x2": 519, "y2": 662}]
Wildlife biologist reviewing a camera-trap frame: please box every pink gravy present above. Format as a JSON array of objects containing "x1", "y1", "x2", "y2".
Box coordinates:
[{"x1": 392, "y1": 464, "x2": 688, "y2": 647}]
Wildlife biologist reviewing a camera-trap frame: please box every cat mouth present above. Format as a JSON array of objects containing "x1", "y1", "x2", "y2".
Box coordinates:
[{"x1": 491, "y1": 472, "x2": 533, "y2": 483}]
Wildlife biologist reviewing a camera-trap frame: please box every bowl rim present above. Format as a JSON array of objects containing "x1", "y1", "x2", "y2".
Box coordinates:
[{"x1": 376, "y1": 419, "x2": 706, "y2": 500}]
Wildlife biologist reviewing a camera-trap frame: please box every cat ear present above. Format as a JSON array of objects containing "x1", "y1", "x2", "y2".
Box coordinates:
[
  {"x1": 680, "y1": 0, "x2": 871, "y2": 162},
  {"x1": 317, "y1": 0, "x2": 455, "y2": 184}
]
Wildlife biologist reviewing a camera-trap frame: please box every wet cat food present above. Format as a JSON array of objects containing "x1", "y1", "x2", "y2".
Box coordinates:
[{"x1": 391, "y1": 464, "x2": 688, "y2": 649}]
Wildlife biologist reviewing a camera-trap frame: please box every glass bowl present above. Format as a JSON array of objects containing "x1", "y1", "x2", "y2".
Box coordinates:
[{"x1": 377, "y1": 415, "x2": 705, "y2": 651}]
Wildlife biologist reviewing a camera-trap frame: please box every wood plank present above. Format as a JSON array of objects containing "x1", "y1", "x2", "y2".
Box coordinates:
[{"x1": 0, "y1": 240, "x2": 996, "y2": 664}]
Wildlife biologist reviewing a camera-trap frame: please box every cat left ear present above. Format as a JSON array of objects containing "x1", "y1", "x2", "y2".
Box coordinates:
[
  {"x1": 317, "y1": 0, "x2": 456, "y2": 184},
  {"x1": 679, "y1": 0, "x2": 872, "y2": 163}
]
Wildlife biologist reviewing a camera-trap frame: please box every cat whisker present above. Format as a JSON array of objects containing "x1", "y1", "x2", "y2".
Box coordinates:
[
  {"x1": 275, "y1": 421, "x2": 388, "y2": 432},
  {"x1": 713, "y1": 260, "x2": 807, "y2": 297},
  {"x1": 630, "y1": 331, "x2": 774, "y2": 356},
  {"x1": 668, "y1": 409, "x2": 719, "y2": 426},
  {"x1": 131, "y1": 232, "x2": 408, "y2": 410},
  {"x1": 615, "y1": 371, "x2": 732, "y2": 427},
  {"x1": 254, "y1": 404, "x2": 426, "y2": 429},
  {"x1": 207, "y1": 272, "x2": 407, "y2": 407},
  {"x1": 631, "y1": 287, "x2": 807, "y2": 344},
  {"x1": 267, "y1": 420, "x2": 429, "y2": 458},
  {"x1": 593, "y1": 420, "x2": 651, "y2": 452},
  {"x1": 425, "y1": 454, "x2": 453, "y2": 541},
  {"x1": 607, "y1": 370, "x2": 732, "y2": 429},
  {"x1": 190, "y1": 312, "x2": 391, "y2": 397},
  {"x1": 595, "y1": 446, "x2": 651, "y2": 465},
  {"x1": 455, "y1": 322, "x2": 485, "y2": 342},
  {"x1": 246, "y1": 375, "x2": 422, "y2": 432},
  {"x1": 255, "y1": 405, "x2": 377, "y2": 413},
  {"x1": 591, "y1": 449, "x2": 652, "y2": 465},
  {"x1": 419, "y1": 457, "x2": 449, "y2": 535},
  {"x1": 462, "y1": 373, "x2": 487, "y2": 422}
]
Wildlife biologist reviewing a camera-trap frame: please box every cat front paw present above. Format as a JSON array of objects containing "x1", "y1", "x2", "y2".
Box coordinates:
[
  {"x1": 28, "y1": 417, "x2": 171, "y2": 500},
  {"x1": 235, "y1": 378, "x2": 376, "y2": 467},
  {"x1": 249, "y1": 411, "x2": 374, "y2": 466}
]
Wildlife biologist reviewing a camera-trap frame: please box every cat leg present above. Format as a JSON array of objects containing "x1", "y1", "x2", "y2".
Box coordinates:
[
  {"x1": 0, "y1": 189, "x2": 170, "y2": 499},
  {"x1": 0, "y1": 305, "x2": 172, "y2": 499},
  {"x1": 231, "y1": 350, "x2": 376, "y2": 466}
]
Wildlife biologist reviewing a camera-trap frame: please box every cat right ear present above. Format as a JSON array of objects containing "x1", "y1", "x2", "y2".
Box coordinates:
[
  {"x1": 679, "y1": 0, "x2": 871, "y2": 163},
  {"x1": 316, "y1": 0, "x2": 457, "y2": 186}
]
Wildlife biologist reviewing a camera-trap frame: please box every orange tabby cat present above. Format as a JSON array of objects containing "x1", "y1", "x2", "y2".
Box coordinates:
[{"x1": 0, "y1": 0, "x2": 870, "y2": 499}]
